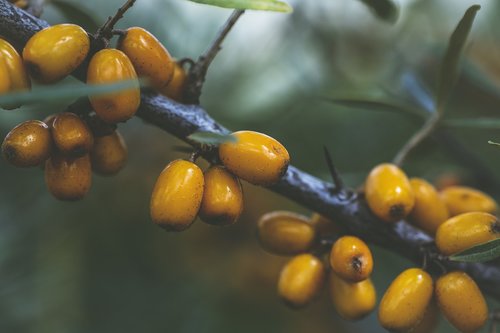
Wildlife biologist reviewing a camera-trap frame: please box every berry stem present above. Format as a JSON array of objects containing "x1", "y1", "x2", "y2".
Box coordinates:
[{"x1": 95, "y1": 0, "x2": 136, "y2": 41}]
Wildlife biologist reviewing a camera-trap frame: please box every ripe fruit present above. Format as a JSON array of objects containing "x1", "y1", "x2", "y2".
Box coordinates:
[
  {"x1": 310, "y1": 213, "x2": 344, "y2": 236},
  {"x1": 440, "y1": 185, "x2": 497, "y2": 216},
  {"x1": 435, "y1": 271, "x2": 488, "y2": 333},
  {"x1": 328, "y1": 272, "x2": 376, "y2": 321},
  {"x1": 199, "y1": 165, "x2": 243, "y2": 226},
  {"x1": 411, "y1": 298, "x2": 440, "y2": 333},
  {"x1": 435, "y1": 212, "x2": 499, "y2": 256},
  {"x1": 0, "y1": 38, "x2": 30, "y2": 108},
  {"x1": 378, "y1": 268, "x2": 433, "y2": 332},
  {"x1": 117, "y1": 27, "x2": 174, "y2": 90},
  {"x1": 23, "y1": 24, "x2": 90, "y2": 83},
  {"x1": 330, "y1": 236, "x2": 373, "y2": 282},
  {"x1": 87, "y1": 48, "x2": 140, "y2": 124},
  {"x1": 365, "y1": 163, "x2": 415, "y2": 223},
  {"x1": 150, "y1": 159, "x2": 204, "y2": 231},
  {"x1": 0, "y1": 56, "x2": 11, "y2": 94},
  {"x1": 257, "y1": 211, "x2": 316, "y2": 255},
  {"x1": 2, "y1": 120, "x2": 52, "y2": 167},
  {"x1": 219, "y1": 130, "x2": 290, "y2": 186},
  {"x1": 408, "y1": 178, "x2": 449, "y2": 235},
  {"x1": 90, "y1": 130, "x2": 127, "y2": 176},
  {"x1": 45, "y1": 152, "x2": 92, "y2": 201},
  {"x1": 160, "y1": 61, "x2": 186, "y2": 102},
  {"x1": 277, "y1": 254, "x2": 325, "y2": 308},
  {"x1": 52, "y1": 112, "x2": 93, "y2": 156}
]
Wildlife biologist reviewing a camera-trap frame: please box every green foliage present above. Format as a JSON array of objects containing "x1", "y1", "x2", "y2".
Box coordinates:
[
  {"x1": 449, "y1": 238, "x2": 500, "y2": 263},
  {"x1": 186, "y1": 0, "x2": 292, "y2": 13},
  {"x1": 187, "y1": 131, "x2": 236, "y2": 145},
  {"x1": 49, "y1": 0, "x2": 100, "y2": 32}
]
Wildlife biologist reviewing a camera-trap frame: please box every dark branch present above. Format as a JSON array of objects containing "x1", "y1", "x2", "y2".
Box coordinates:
[
  {"x1": 95, "y1": 0, "x2": 136, "y2": 40},
  {"x1": 184, "y1": 9, "x2": 245, "y2": 104},
  {"x1": 0, "y1": 0, "x2": 499, "y2": 301}
]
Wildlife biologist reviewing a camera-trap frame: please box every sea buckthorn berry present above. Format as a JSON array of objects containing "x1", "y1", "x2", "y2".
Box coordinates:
[
  {"x1": 435, "y1": 212, "x2": 499, "y2": 256},
  {"x1": 150, "y1": 159, "x2": 204, "y2": 231},
  {"x1": 0, "y1": 38, "x2": 30, "y2": 109},
  {"x1": 87, "y1": 49, "x2": 140, "y2": 124},
  {"x1": 22, "y1": 24, "x2": 90, "y2": 83},
  {"x1": 257, "y1": 211, "x2": 316, "y2": 256},
  {"x1": 378, "y1": 268, "x2": 433, "y2": 332},
  {"x1": 328, "y1": 271, "x2": 376, "y2": 321},
  {"x1": 310, "y1": 213, "x2": 345, "y2": 236},
  {"x1": 408, "y1": 178, "x2": 449, "y2": 235},
  {"x1": 277, "y1": 254, "x2": 325, "y2": 308},
  {"x1": 160, "y1": 61, "x2": 186, "y2": 102},
  {"x1": 0, "y1": 56, "x2": 11, "y2": 94},
  {"x1": 440, "y1": 185, "x2": 497, "y2": 216},
  {"x1": 436, "y1": 271, "x2": 488, "y2": 333},
  {"x1": 411, "y1": 298, "x2": 440, "y2": 333},
  {"x1": 90, "y1": 130, "x2": 127, "y2": 176},
  {"x1": 219, "y1": 130, "x2": 290, "y2": 186},
  {"x1": 199, "y1": 165, "x2": 243, "y2": 226},
  {"x1": 2, "y1": 120, "x2": 52, "y2": 167},
  {"x1": 365, "y1": 163, "x2": 415, "y2": 223},
  {"x1": 52, "y1": 112, "x2": 93, "y2": 156},
  {"x1": 117, "y1": 27, "x2": 174, "y2": 90},
  {"x1": 329, "y1": 236, "x2": 373, "y2": 282},
  {"x1": 44, "y1": 152, "x2": 92, "y2": 201}
]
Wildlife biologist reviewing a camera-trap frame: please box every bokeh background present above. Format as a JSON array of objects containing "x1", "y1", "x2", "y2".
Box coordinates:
[{"x1": 1, "y1": 0, "x2": 500, "y2": 332}]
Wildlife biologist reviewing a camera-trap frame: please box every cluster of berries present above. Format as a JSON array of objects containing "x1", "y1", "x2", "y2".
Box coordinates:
[{"x1": 1, "y1": 22, "x2": 188, "y2": 199}]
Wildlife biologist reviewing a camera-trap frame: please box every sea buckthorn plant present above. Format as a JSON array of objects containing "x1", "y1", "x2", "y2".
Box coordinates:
[{"x1": 0, "y1": 0, "x2": 500, "y2": 332}]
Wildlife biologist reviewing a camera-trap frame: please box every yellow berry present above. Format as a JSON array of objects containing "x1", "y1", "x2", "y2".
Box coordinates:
[
  {"x1": 310, "y1": 213, "x2": 345, "y2": 236},
  {"x1": 219, "y1": 130, "x2": 289, "y2": 186},
  {"x1": 199, "y1": 165, "x2": 243, "y2": 226},
  {"x1": 2, "y1": 120, "x2": 52, "y2": 167},
  {"x1": 436, "y1": 271, "x2": 488, "y2": 333},
  {"x1": 23, "y1": 24, "x2": 90, "y2": 83},
  {"x1": 44, "y1": 152, "x2": 92, "y2": 201},
  {"x1": 328, "y1": 271, "x2": 376, "y2": 321},
  {"x1": 277, "y1": 254, "x2": 325, "y2": 308},
  {"x1": 378, "y1": 268, "x2": 433, "y2": 332},
  {"x1": 159, "y1": 61, "x2": 186, "y2": 102},
  {"x1": 90, "y1": 130, "x2": 127, "y2": 176},
  {"x1": 440, "y1": 185, "x2": 497, "y2": 216},
  {"x1": 411, "y1": 298, "x2": 440, "y2": 333},
  {"x1": 330, "y1": 236, "x2": 373, "y2": 282},
  {"x1": 0, "y1": 38, "x2": 30, "y2": 109},
  {"x1": 118, "y1": 27, "x2": 174, "y2": 90},
  {"x1": 150, "y1": 159, "x2": 204, "y2": 231},
  {"x1": 0, "y1": 55, "x2": 11, "y2": 94},
  {"x1": 87, "y1": 49, "x2": 140, "y2": 124},
  {"x1": 435, "y1": 212, "x2": 499, "y2": 256},
  {"x1": 257, "y1": 211, "x2": 316, "y2": 255},
  {"x1": 52, "y1": 112, "x2": 93, "y2": 156},
  {"x1": 365, "y1": 163, "x2": 415, "y2": 223},
  {"x1": 408, "y1": 178, "x2": 449, "y2": 235}
]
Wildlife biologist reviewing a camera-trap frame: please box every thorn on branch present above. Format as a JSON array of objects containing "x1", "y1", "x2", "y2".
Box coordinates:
[
  {"x1": 323, "y1": 146, "x2": 345, "y2": 194},
  {"x1": 95, "y1": 0, "x2": 136, "y2": 41}
]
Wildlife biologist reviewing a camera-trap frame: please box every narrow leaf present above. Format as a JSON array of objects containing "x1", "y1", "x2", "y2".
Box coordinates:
[
  {"x1": 0, "y1": 80, "x2": 140, "y2": 107},
  {"x1": 436, "y1": 4, "x2": 481, "y2": 111},
  {"x1": 449, "y1": 238, "x2": 500, "y2": 263},
  {"x1": 358, "y1": 0, "x2": 399, "y2": 23},
  {"x1": 445, "y1": 118, "x2": 500, "y2": 129},
  {"x1": 50, "y1": 0, "x2": 100, "y2": 32},
  {"x1": 187, "y1": 0, "x2": 292, "y2": 13},
  {"x1": 488, "y1": 140, "x2": 500, "y2": 147},
  {"x1": 187, "y1": 132, "x2": 236, "y2": 145}
]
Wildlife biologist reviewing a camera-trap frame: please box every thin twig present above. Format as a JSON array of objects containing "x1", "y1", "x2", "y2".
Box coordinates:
[
  {"x1": 95, "y1": 0, "x2": 136, "y2": 40},
  {"x1": 393, "y1": 112, "x2": 441, "y2": 166},
  {"x1": 184, "y1": 9, "x2": 245, "y2": 104},
  {"x1": 323, "y1": 146, "x2": 344, "y2": 193}
]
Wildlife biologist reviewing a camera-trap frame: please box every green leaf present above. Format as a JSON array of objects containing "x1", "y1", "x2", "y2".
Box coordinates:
[
  {"x1": 186, "y1": 0, "x2": 292, "y2": 13},
  {"x1": 0, "y1": 80, "x2": 141, "y2": 107},
  {"x1": 449, "y1": 238, "x2": 500, "y2": 263},
  {"x1": 50, "y1": 0, "x2": 100, "y2": 32},
  {"x1": 187, "y1": 132, "x2": 236, "y2": 145},
  {"x1": 488, "y1": 140, "x2": 500, "y2": 147},
  {"x1": 436, "y1": 4, "x2": 481, "y2": 112},
  {"x1": 445, "y1": 118, "x2": 500, "y2": 129},
  {"x1": 358, "y1": 0, "x2": 399, "y2": 23}
]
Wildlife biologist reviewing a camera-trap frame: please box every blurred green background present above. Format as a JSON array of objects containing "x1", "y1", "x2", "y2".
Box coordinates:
[{"x1": 1, "y1": 0, "x2": 500, "y2": 332}]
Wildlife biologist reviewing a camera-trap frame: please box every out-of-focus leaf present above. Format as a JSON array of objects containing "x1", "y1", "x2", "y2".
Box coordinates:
[
  {"x1": 322, "y1": 96, "x2": 424, "y2": 120},
  {"x1": 187, "y1": 132, "x2": 236, "y2": 145},
  {"x1": 50, "y1": 0, "x2": 100, "y2": 32},
  {"x1": 358, "y1": 0, "x2": 399, "y2": 23},
  {"x1": 436, "y1": 4, "x2": 480, "y2": 112},
  {"x1": 0, "y1": 80, "x2": 140, "y2": 107},
  {"x1": 186, "y1": 0, "x2": 292, "y2": 13},
  {"x1": 445, "y1": 118, "x2": 500, "y2": 129},
  {"x1": 488, "y1": 140, "x2": 500, "y2": 147},
  {"x1": 449, "y1": 238, "x2": 500, "y2": 263}
]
